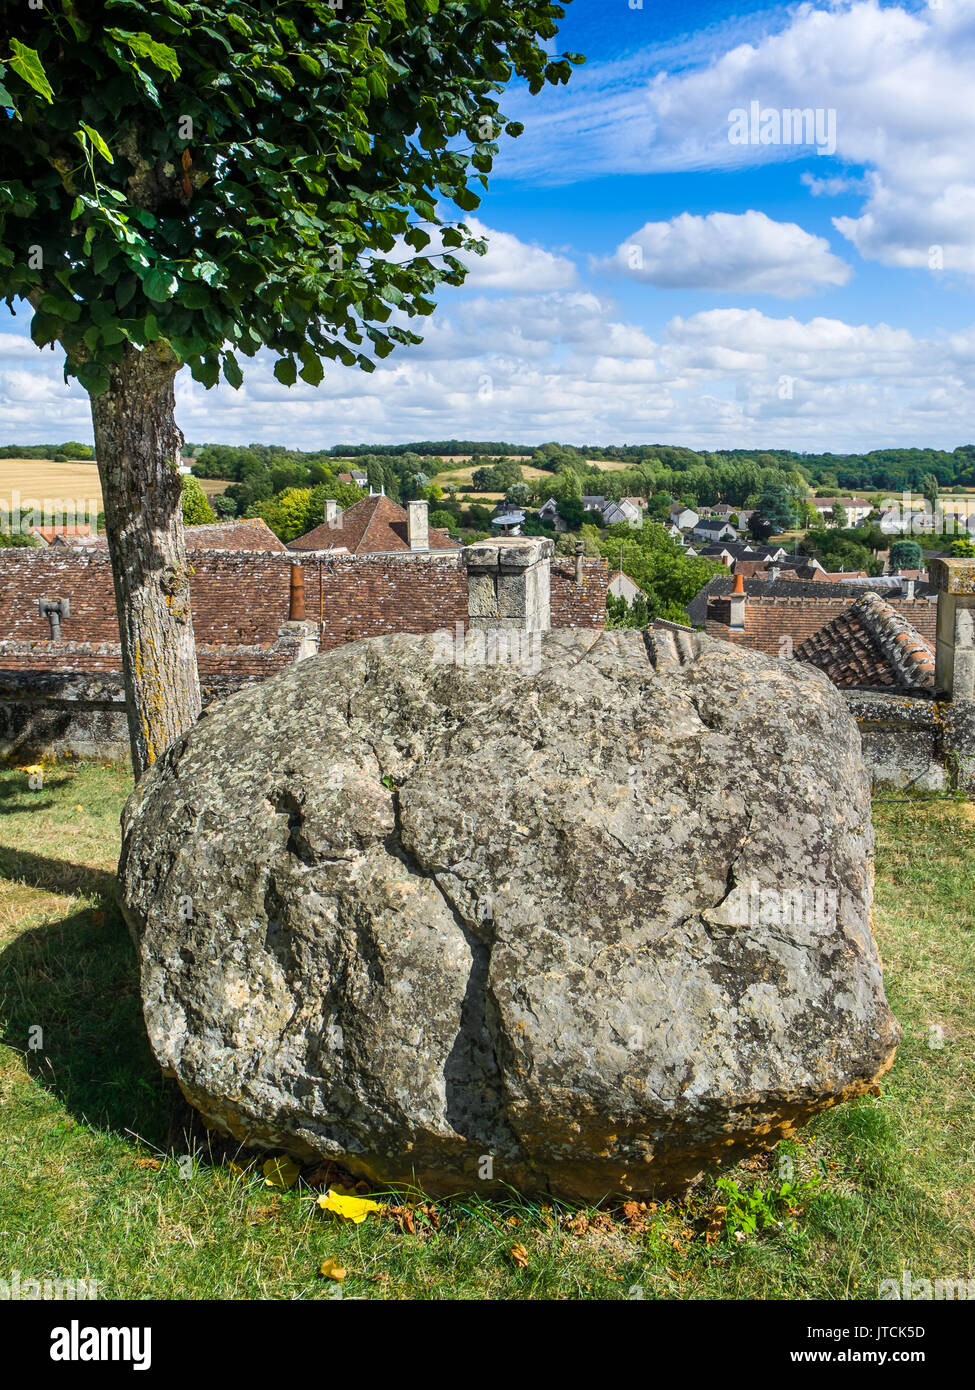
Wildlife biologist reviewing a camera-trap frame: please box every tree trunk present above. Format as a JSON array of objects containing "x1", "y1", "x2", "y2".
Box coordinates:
[{"x1": 89, "y1": 342, "x2": 201, "y2": 780}]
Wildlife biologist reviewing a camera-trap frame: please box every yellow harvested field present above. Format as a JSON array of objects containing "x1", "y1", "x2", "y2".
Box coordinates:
[
  {"x1": 438, "y1": 462, "x2": 552, "y2": 486},
  {"x1": 0, "y1": 459, "x2": 231, "y2": 513},
  {"x1": 0, "y1": 459, "x2": 102, "y2": 511}
]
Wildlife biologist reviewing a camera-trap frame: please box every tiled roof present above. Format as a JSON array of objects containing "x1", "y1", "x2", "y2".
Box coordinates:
[
  {"x1": 795, "y1": 591, "x2": 936, "y2": 692},
  {"x1": 50, "y1": 517, "x2": 287, "y2": 553},
  {"x1": 688, "y1": 573, "x2": 870, "y2": 626},
  {"x1": 183, "y1": 518, "x2": 287, "y2": 552},
  {"x1": 731, "y1": 559, "x2": 818, "y2": 581},
  {"x1": 705, "y1": 590, "x2": 937, "y2": 665},
  {"x1": 29, "y1": 523, "x2": 93, "y2": 543},
  {"x1": 287, "y1": 494, "x2": 459, "y2": 554}
]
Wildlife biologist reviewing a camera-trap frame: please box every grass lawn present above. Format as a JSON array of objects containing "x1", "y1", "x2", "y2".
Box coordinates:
[{"x1": 1, "y1": 759, "x2": 973, "y2": 1301}]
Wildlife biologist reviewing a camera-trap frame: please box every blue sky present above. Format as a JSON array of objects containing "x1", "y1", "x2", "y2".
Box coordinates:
[{"x1": 4, "y1": 0, "x2": 975, "y2": 452}]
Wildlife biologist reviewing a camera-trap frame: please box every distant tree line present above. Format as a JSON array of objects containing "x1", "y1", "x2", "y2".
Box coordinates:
[{"x1": 0, "y1": 442, "x2": 94, "y2": 460}]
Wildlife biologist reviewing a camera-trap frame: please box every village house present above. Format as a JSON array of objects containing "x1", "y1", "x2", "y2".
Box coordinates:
[
  {"x1": 0, "y1": 517, "x2": 610, "y2": 762},
  {"x1": 287, "y1": 495, "x2": 459, "y2": 555},
  {"x1": 607, "y1": 570, "x2": 649, "y2": 605},
  {"x1": 26, "y1": 522, "x2": 95, "y2": 546},
  {"x1": 669, "y1": 505, "x2": 699, "y2": 531},
  {"x1": 703, "y1": 571, "x2": 937, "y2": 665},
  {"x1": 537, "y1": 498, "x2": 567, "y2": 531},
  {"x1": 811, "y1": 496, "x2": 873, "y2": 526},
  {"x1": 692, "y1": 518, "x2": 738, "y2": 543},
  {"x1": 538, "y1": 495, "x2": 643, "y2": 530},
  {"x1": 697, "y1": 503, "x2": 755, "y2": 528}
]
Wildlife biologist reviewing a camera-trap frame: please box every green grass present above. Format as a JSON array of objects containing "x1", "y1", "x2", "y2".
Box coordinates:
[{"x1": 1, "y1": 760, "x2": 973, "y2": 1300}]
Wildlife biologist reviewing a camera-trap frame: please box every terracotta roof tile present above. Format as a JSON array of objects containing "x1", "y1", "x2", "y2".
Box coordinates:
[
  {"x1": 705, "y1": 591, "x2": 937, "y2": 670},
  {"x1": 794, "y1": 591, "x2": 935, "y2": 692},
  {"x1": 288, "y1": 494, "x2": 459, "y2": 555},
  {"x1": 183, "y1": 518, "x2": 287, "y2": 552}
]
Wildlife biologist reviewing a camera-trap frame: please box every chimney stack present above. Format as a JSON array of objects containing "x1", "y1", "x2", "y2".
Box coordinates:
[
  {"x1": 289, "y1": 564, "x2": 306, "y2": 621},
  {"x1": 407, "y1": 499, "x2": 429, "y2": 551},
  {"x1": 729, "y1": 571, "x2": 746, "y2": 630},
  {"x1": 930, "y1": 558, "x2": 975, "y2": 698},
  {"x1": 462, "y1": 537, "x2": 553, "y2": 632},
  {"x1": 574, "y1": 540, "x2": 585, "y2": 586},
  {"x1": 324, "y1": 499, "x2": 341, "y2": 528}
]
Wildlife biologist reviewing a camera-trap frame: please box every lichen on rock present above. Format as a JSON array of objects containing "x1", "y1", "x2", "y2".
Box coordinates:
[{"x1": 119, "y1": 627, "x2": 900, "y2": 1200}]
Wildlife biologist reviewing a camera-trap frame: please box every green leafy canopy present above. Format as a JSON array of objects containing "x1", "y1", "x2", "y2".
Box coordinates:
[{"x1": 0, "y1": 0, "x2": 582, "y2": 396}]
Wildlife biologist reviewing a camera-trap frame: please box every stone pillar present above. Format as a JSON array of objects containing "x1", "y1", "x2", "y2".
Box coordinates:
[
  {"x1": 930, "y1": 558, "x2": 975, "y2": 699},
  {"x1": 407, "y1": 500, "x2": 429, "y2": 551},
  {"x1": 276, "y1": 620, "x2": 318, "y2": 663},
  {"x1": 461, "y1": 537, "x2": 553, "y2": 631}
]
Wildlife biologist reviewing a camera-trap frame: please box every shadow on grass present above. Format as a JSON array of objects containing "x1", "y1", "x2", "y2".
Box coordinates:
[
  {"x1": 0, "y1": 895, "x2": 211, "y2": 1158},
  {"x1": 0, "y1": 844, "x2": 117, "y2": 901}
]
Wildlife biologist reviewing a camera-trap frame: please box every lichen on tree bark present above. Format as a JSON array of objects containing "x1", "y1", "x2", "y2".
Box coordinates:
[{"x1": 89, "y1": 342, "x2": 201, "y2": 778}]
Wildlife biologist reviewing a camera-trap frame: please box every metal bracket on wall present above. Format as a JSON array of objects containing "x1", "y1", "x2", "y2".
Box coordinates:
[{"x1": 38, "y1": 597, "x2": 70, "y2": 642}]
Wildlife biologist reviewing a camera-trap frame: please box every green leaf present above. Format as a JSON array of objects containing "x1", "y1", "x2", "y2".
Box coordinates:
[
  {"x1": 8, "y1": 40, "x2": 53, "y2": 103},
  {"x1": 30, "y1": 312, "x2": 60, "y2": 347},
  {"x1": 108, "y1": 30, "x2": 181, "y2": 79},
  {"x1": 81, "y1": 122, "x2": 113, "y2": 163},
  {"x1": 222, "y1": 352, "x2": 243, "y2": 389},
  {"x1": 142, "y1": 268, "x2": 177, "y2": 302},
  {"x1": 75, "y1": 361, "x2": 111, "y2": 396},
  {"x1": 273, "y1": 357, "x2": 298, "y2": 386},
  {"x1": 191, "y1": 358, "x2": 220, "y2": 388},
  {"x1": 75, "y1": 123, "x2": 115, "y2": 165},
  {"x1": 298, "y1": 347, "x2": 324, "y2": 386}
]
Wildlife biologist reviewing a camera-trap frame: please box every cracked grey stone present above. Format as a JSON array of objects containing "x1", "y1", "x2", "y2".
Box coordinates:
[{"x1": 119, "y1": 627, "x2": 900, "y2": 1199}]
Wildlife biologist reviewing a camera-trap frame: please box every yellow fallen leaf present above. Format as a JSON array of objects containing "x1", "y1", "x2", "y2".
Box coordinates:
[
  {"x1": 318, "y1": 1258, "x2": 347, "y2": 1281},
  {"x1": 317, "y1": 1188, "x2": 385, "y2": 1223},
  {"x1": 262, "y1": 1155, "x2": 301, "y2": 1189}
]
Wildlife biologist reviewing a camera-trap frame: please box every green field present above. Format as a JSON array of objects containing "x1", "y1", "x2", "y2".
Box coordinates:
[{"x1": 1, "y1": 761, "x2": 972, "y2": 1300}]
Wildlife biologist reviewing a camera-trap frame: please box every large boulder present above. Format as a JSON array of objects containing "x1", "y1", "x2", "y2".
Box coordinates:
[{"x1": 119, "y1": 627, "x2": 900, "y2": 1200}]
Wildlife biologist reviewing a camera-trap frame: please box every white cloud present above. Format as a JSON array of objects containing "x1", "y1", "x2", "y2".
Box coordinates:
[
  {"x1": 398, "y1": 216, "x2": 577, "y2": 292},
  {"x1": 800, "y1": 172, "x2": 868, "y2": 198},
  {"x1": 502, "y1": 1, "x2": 975, "y2": 274},
  {"x1": 461, "y1": 218, "x2": 578, "y2": 291},
  {"x1": 3, "y1": 289, "x2": 974, "y2": 455},
  {"x1": 598, "y1": 211, "x2": 851, "y2": 297}
]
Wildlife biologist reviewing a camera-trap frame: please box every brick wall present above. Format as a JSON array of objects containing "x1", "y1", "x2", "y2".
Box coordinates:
[{"x1": 0, "y1": 547, "x2": 608, "y2": 670}]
